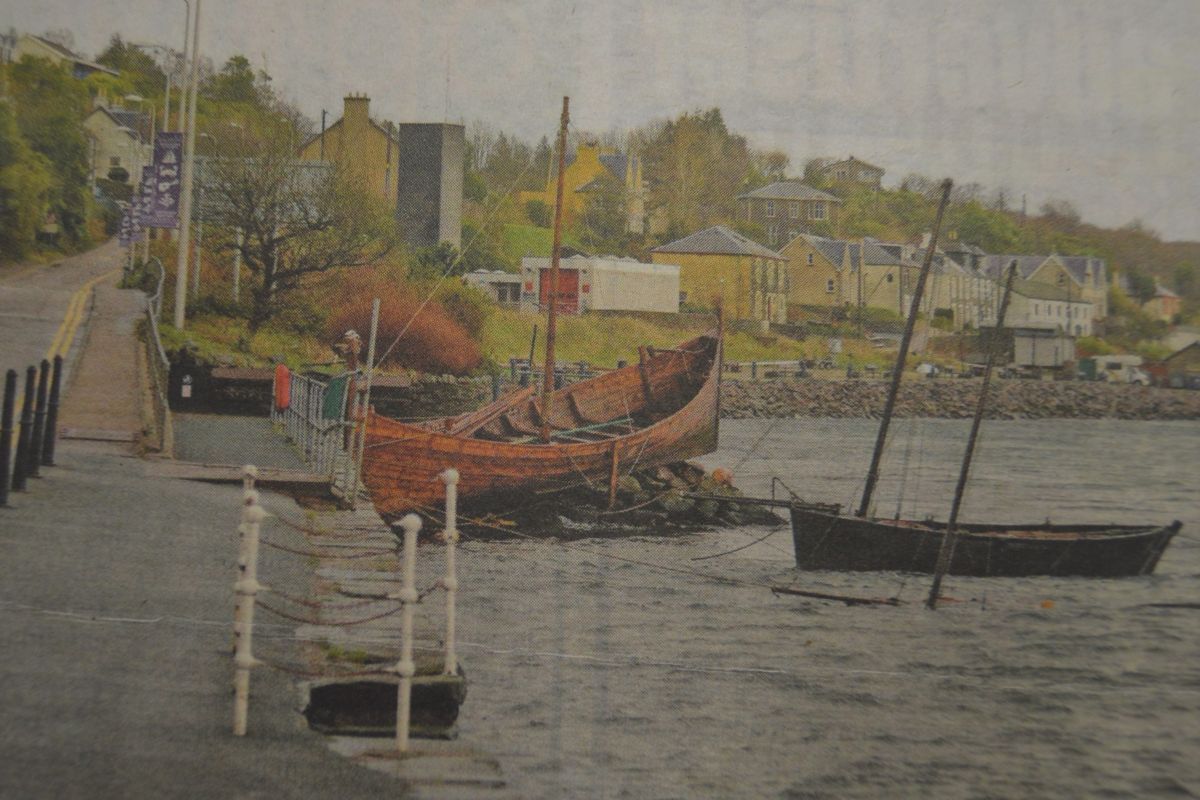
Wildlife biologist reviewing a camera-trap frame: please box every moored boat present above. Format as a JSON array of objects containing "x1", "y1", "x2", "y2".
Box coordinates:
[
  {"x1": 789, "y1": 506, "x2": 1181, "y2": 577},
  {"x1": 360, "y1": 330, "x2": 722, "y2": 521}
]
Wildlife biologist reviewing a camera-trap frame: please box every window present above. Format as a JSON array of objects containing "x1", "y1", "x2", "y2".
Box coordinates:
[
  {"x1": 789, "y1": 202, "x2": 800, "y2": 219},
  {"x1": 886, "y1": 273, "x2": 894, "y2": 283},
  {"x1": 808, "y1": 202, "x2": 826, "y2": 220},
  {"x1": 826, "y1": 278, "x2": 835, "y2": 293},
  {"x1": 1034, "y1": 303, "x2": 1040, "y2": 315},
  {"x1": 806, "y1": 253, "x2": 814, "y2": 266},
  {"x1": 765, "y1": 200, "x2": 776, "y2": 218}
]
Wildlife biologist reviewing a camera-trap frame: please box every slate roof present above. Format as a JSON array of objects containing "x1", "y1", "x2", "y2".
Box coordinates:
[
  {"x1": 822, "y1": 155, "x2": 885, "y2": 175},
  {"x1": 794, "y1": 235, "x2": 901, "y2": 271},
  {"x1": 653, "y1": 225, "x2": 785, "y2": 259},
  {"x1": 28, "y1": 34, "x2": 119, "y2": 76},
  {"x1": 980, "y1": 254, "x2": 1107, "y2": 288},
  {"x1": 88, "y1": 107, "x2": 150, "y2": 143},
  {"x1": 1011, "y1": 278, "x2": 1092, "y2": 303},
  {"x1": 737, "y1": 181, "x2": 842, "y2": 203}
]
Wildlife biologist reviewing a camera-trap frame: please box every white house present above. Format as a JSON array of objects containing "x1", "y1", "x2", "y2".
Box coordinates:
[
  {"x1": 463, "y1": 270, "x2": 522, "y2": 307},
  {"x1": 519, "y1": 255, "x2": 680, "y2": 315}
]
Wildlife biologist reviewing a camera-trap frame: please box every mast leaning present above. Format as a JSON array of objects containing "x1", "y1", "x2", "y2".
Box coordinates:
[
  {"x1": 540, "y1": 96, "x2": 570, "y2": 442},
  {"x1": 857, "y1": 179, "x2": 953, "y2": 518}
]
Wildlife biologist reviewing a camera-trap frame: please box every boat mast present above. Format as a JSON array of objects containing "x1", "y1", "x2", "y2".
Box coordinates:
[
  {"x1": 541, "y1": 96, "x2": 570, "y2": 443},
  {"x1": 926, "y1": 261, "x2": 1018, "y2": 609},
  {"x1": 856, "y1": 179, "x2": 953, "y2": 518}
]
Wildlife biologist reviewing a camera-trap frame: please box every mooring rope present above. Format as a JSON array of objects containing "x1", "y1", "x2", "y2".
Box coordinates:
[{"x1": 260, "y1": 537, "x2": 393, "y2": 560}]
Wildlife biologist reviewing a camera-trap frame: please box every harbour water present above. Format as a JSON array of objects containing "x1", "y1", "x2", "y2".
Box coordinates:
[{"x1": 444, "y1": 418, "x2": 1199, "y2": 798}]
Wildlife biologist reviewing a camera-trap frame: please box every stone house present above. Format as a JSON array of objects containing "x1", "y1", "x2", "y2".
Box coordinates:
[
  {"x1": 736, "y1": 181, "x2": 842, "y2": 248},
  {"x1": 82, "y1": 106, "x2": 150, "y2": 185},
  {"x1": 979, "y1": 253, "x2": 1108, "y2": 322},
  {"x1": 650, "y1": 225, "x2": 787, "y2": 323},
  {"x1": 817, "y1": 156, "x2": 885, "y2": 189}
]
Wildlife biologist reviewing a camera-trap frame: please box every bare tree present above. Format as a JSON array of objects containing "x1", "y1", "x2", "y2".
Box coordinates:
[{"x1": 200, "y1": 129, "x2": 396, "y2": 330}]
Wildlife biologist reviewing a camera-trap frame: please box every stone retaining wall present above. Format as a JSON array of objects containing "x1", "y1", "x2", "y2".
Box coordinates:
[{"x1": 720, "y1": 378, "x2": 1200, "y2": 420}]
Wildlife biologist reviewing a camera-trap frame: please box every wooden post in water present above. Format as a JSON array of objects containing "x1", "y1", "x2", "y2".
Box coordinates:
[
  {"x1": 540, "y1": 96, "x2": 570, "y2": 442},
  {"x1": 857, "y1": 179, "x2": 953, "y2": 518},
  {"x1": 926, "y1": 261, "x2": 1018, "y2": 609},
  {"x1": 394, "y1": 513, "x2": 421, "y2": 753}
]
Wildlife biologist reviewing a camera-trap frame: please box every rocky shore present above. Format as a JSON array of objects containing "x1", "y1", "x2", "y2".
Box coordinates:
[{"x1": 720, "y1": 378, "x2": 1200, "y2": 420}]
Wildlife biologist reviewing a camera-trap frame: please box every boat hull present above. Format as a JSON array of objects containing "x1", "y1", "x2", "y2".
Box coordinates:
[
  {"x1": 789, "y1": 506, "x2": 1181, "y2": 577},
  {"x1": 361, "y1": 333, "x2": 721, "y2": 521}
]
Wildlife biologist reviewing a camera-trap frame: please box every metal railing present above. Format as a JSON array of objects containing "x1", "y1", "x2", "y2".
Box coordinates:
[
  {"x1": 141, "y1": 257, "x2": 173, "y2": 454},
  {"x1": 270, "y1": 369, "x2": 352, "y2": 482}
]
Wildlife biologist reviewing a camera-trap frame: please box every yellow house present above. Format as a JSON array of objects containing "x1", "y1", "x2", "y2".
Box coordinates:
[
  {"x1": 979, "y1": 254, "x2": 1108, "y2": 321},
  {"x1": 517, "y1": 142, "x2": 646, "y2": 234},
  {"x1": 651, "y1": 225, "x2": 787, "y2": 323},
  {"x1": 297, "y1": 94, "x2": 398, "y2": 205},
  {"x1": 780, "y1": 234, "x2": 851, "y2": 316}
]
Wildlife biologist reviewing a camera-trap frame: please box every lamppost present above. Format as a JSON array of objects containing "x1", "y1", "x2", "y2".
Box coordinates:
[{"x1": 174, "y1": 0, "x2": 201, "y2": 329}]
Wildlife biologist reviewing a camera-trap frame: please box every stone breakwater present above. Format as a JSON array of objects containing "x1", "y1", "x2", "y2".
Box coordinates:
[{"x1": 720, "y1": 378, "x2": 1200, "y2": 420}]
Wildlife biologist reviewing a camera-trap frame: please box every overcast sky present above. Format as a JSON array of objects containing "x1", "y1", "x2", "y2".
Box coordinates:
[{"x1": 6, "y1": 0, "x2": 1199, "y2": 240}]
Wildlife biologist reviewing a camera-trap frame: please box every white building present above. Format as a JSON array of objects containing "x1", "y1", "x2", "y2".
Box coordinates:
[
  {"x1": 463, "y1": 270, "x2": 522, "y2": 307},
  {"x1": 519, "y1": 255, "x2": 680, "y2": 315},
  {"x1": 1006, "y1": 279, "x2": 1095, "y2": 337}
]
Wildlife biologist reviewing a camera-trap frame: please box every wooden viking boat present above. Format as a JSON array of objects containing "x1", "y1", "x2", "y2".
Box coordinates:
[
  {"x1": 789, "y1": 508, "x2": 1181, "y2": 577},
  {"x1": 360, "y1": 331, "x2": 722, "y2": 521}
]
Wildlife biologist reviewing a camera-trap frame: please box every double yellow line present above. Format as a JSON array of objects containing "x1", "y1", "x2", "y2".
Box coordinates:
[{"x1": 44, "y1": 268, "x2": 121, "y2": 361}]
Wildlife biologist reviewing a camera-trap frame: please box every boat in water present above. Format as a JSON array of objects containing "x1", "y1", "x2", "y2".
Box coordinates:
[
  {"x1": 789, "y1": 507, "x2": 1181, "y2": 577},
  {"x1": 360, "y1": 331, "x2": 722, "y2": 521},
  {"x1": 786, "y1": 182, "x2": 1180, "y2": 587}
]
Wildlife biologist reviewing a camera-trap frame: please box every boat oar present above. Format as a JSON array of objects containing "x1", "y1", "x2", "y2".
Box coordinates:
[{"x1": 770, "y1": 586, "x2": 903, "y2": 607}]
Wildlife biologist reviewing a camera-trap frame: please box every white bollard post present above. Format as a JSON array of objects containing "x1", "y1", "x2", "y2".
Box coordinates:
[
  {"x1": 438, "y1": 468, "x2": 460, "y2": 675},
  {"x1": 233, "y1": 465, "x2": 259, "y2": 650},
  {"x1": 233, "y1": 483, "x2": 265, "y2": 736},
  {"x1": 394, "y1": 513, "x2": 421, "y2": 754}
]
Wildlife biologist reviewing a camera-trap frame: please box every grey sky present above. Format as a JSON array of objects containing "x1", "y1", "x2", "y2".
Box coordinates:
[{"x1": 7, "y1": 0, "x2": 1199, "y2": 240}]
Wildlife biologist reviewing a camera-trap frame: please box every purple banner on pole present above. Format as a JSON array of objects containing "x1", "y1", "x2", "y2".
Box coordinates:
[
  {"x1": 148, "y1": 132, "x2": 183, "y2": 229},
  {"x1": 138, "y1": 165, "x2": 155, "y2": 238},
  {"x1": 118, "y1": 206, "x2": 133, "y2": 247}
]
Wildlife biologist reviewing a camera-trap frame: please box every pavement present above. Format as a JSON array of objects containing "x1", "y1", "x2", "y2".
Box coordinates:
[{"x1": 0, "y1": 242, "x2": 414, "y2": 797}]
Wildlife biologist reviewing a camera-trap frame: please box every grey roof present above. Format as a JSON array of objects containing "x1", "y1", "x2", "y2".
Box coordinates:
[
  {"x1": 793, "y1": 235, "x2": 899, "y2": 271},
  {"x1": 980, "y1": 254, "x2": 1107, "y2": 288},
  {"x1": 598, "y1": 153, "x2": 629, "y2": 180},
  {"x1": 653, "y1": 225, "x2": 785, "y2": 260},
  {"x1": 29, "y1": 34, "x2": 118, "y2": 76},
  {"x1": 821, "y1": 155, "x2": 885, "y2": 174},
  {"x1": 1011, "y1": 278, "x2": 1091, "y2": 303},
  {"x1": 737, "y1": 181, "x2": 842, "y2": 203},
  {"x1": 108, "y1": 108, "x2": 150, "y2": 142}
]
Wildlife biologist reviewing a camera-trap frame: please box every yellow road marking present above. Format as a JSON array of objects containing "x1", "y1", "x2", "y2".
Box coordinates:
[{"x1": 44, "y1": 268, "x2": 121, "y2": 361}]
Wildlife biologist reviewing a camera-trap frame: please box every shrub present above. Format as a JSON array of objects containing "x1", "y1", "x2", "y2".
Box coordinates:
[
  {"x1": 525, "y1": 199, "x2": 551, "y2": 228},
  {"x1": 325, "y1": 272, "x2": 482, "y2": 375}
]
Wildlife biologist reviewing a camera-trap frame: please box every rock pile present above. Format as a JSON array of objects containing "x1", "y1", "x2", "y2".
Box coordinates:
[
  {"x1": 720, "y1": 378, "x2": 1200, "y2": 420},
  {"x1": 468, "y1": 461, "x2": 781, "y2": 538}
]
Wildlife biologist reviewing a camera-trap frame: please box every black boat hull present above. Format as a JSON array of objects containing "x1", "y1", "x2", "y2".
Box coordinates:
[{"x1": 789, "y1": 506, "x2": 1181, "y2": 577}]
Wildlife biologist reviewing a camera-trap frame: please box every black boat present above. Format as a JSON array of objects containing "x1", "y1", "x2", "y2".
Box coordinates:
[
  {"x1": 789, "y1": 506, "x2": 1182, "y2": 577},
  {"x1": 787, "y1": 183, "x2": 1181, "y2": 588}
]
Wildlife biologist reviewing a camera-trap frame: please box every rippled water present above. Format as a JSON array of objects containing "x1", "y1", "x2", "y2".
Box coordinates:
[{"x1": 444, "y1": 418, "x2": 1200, "y2": 799}]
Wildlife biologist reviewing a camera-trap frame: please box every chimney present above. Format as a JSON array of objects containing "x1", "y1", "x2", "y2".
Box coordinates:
[{"x1": 343, "y1": 92, "x2": 370, "y2": 129}]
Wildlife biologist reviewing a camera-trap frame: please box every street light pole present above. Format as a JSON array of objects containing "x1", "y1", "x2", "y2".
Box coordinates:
[
  {"x1": 173, "y1": 0, "x2": 200, "y2": 329},
  {"x1": 177, "y1": 0, "x2": 190, "y2": 133}
]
